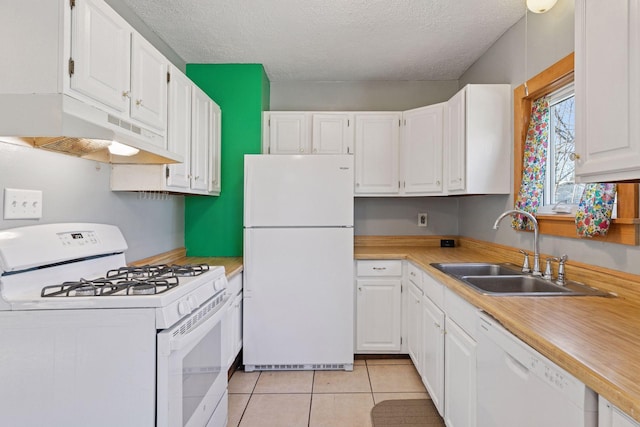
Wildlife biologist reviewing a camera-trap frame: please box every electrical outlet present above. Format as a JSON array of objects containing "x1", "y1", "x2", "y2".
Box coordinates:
[
  {"x1": 4, "y1": 188, "x2": 43, "y2": 219},
  {"x1": 418, "y1": 213, "x2": 428, "y2": 227}
]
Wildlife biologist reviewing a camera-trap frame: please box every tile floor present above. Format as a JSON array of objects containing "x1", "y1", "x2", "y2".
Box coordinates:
[{"x1": 227, "y1": 358, "x2": 430, "y2": 427}]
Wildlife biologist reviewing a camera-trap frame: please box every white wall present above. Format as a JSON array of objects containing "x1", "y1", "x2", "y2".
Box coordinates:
[
  {"x1": 270, "y1": 80, "x2": 461, "y2": 236},
  {"x1": 458, "y1": 0, "x2": 640, "y2": 275},
  {"x1": 0, "y1": 141, "x2": 184, "y2": 263}
]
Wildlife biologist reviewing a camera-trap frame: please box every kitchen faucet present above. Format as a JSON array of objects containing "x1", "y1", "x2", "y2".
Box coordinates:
[{"x1": 493, "y1": 209, "x2": 541, "y2": 276}]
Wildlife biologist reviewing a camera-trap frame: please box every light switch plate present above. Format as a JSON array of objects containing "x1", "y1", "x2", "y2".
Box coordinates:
[
  {"x1": 4, "y1": 188, "x2": 43, "y2": 219},
  {"x1": 418, "y1": 213, "x2": 427, "y2": 227}
]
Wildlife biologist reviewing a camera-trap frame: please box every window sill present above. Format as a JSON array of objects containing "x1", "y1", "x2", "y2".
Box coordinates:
[{"x1": 535, "y1": 214, "x2": 639, "y2": 246}]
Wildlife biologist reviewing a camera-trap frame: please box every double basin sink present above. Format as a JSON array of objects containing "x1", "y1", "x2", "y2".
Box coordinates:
[{"x1": 431, "y1": 262, "x2": 610, "y2": 297}]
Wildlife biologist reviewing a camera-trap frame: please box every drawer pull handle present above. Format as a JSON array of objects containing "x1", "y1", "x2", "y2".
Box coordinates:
[{"x1": 372, "y1": 267, "x2": 387, "y2": 271}]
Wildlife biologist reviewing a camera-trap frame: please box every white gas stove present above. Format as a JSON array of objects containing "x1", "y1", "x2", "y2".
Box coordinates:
[{"x1": 0, "y1": 223, "x2": 230, "y2": 427}]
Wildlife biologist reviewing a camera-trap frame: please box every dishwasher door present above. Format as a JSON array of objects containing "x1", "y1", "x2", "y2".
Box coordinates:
[{"x1": 477, "y1": 312, "x2": 597, "y2": 427}]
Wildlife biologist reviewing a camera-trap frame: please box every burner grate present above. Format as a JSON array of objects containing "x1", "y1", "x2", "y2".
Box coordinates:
[{"x1": 41, "y1": 263, "x2": 210, "y2": 298}]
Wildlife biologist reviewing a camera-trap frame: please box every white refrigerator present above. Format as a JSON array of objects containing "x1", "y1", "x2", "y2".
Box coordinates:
[{"x1": 243, "y1": 154, "x2": 354, "y2": 371}]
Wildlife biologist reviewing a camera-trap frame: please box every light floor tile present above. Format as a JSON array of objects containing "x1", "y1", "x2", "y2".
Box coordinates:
[
  {"x1": 373, "y1": 392, "x2": 431, "y2": 404},
  {"x1": 313, "y1": 365, "x2": 372, "y2": 393},
  {"x1": 228, "y1": 371, "x2": 260, "y2": 394},
  {"x1": 253, "y1": 370, "x2": 314, "y2": 394},
  {"x1": 368, "y1": 364, "x2": 427, "y2": 393},
  {"x1": 354, "y1": 359, "x2": 366, "y2": 366},
  {"x1": 309, "y1": 393, "x2": 374, "y2": 427},
  {"x1": 228, "y1": 394, "x2": 251, "y2": 427},
  {"x1": 239, "y1": 394, "x2": 311, "y2": 427},
  {"x1": 366, "y1": 358, "x2": 413, "y2": 366}
]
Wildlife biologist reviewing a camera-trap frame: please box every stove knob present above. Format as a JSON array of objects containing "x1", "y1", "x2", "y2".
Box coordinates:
[
  {"x1": 177, "y1": 300, "x2": 190, "y2": 316},
  {"x1": 187, "y1": 296, "x2": 198, "y2": 309},
  {"x1": 213, "y1": 279, "x2": 224, "y2": 292}
]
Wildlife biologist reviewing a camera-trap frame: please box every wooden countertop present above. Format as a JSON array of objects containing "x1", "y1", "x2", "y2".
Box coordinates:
[
  {"x1": 134, "y1": 237, "x2": 640, "y2": 421},
  {"x1": 356, "y1": 237, "x2": 640, "y2": 422}
]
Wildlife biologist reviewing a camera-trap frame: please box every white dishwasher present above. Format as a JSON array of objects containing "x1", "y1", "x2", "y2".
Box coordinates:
[{"x1": 477, "y1": 311, "x2": 597, "y2": 427}]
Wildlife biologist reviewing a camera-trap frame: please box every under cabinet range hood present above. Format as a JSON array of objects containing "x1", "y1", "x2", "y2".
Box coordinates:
[{"x1": 0, "y1": 94, "x2": 183, "y2": 165}]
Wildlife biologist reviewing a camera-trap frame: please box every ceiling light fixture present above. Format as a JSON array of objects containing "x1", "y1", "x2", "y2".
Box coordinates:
[
  {"x1": 108, "y1": 141, "x2": 140, "y2": 156},
  {"x1": 526, "y1": 0, "x2": 558, "y2": 14}
]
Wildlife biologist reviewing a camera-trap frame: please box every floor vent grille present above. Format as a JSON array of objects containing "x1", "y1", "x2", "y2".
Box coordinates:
[{"x1": 244, "y1": 363, "x2": 353, "y2": 372}]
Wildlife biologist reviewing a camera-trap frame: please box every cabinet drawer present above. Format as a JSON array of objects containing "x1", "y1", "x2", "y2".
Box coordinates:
[
  {"x1": 356, "y1": 260, "x2": 402, "y2": 277},
  {"x1": 423, "y1": 271, "x2": 444, "y2": 309},
  {"x1": 444, "y1": 287, "x2": 478, "y2": 337},
  {"x1": 407, "y1": 262, "x2": 423, "y2": 289}
]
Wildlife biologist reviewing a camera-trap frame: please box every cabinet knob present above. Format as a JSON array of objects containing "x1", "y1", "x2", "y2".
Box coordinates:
[
  {"x1": 299, "y1": 148, "x2": 304, "y2": 153},
  {"x1": 436, "y1": 180, "x2": 441, "y2": 185},
  {"x1": 122, "y1": 91, "x2": 130, "y2": 99},
  {"x1": 135, "y1": 99, "x2": 143, "y2": 107},
  {"x1": 358, "y1": 287, "x2": 362, "y2": 291},
  {"x1": 194, "y1": 176, "x2": 200, "y2": 181},
  {"x1": 313, "y1": 148, "x2": 317, "y2": 153},
  {"x1": 356, "y1": 183, "x2": 360, "y2": 187},
  {"x1": 569, "y1": 153, "x2": 581, "y2": 161}
]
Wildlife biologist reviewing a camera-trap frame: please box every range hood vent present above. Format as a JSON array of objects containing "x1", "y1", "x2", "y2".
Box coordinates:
[{"x1": 0, "y1": 94, "x2": 183, "y2": 165}]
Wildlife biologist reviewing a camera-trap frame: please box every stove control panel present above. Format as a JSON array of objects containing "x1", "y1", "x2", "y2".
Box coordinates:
[{"x1": 58, "y1": 231, "x2": 100, "y2": 247}]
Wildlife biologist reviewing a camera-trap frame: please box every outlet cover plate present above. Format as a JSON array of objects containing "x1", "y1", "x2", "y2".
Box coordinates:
[{"x1": 418, "y1": 213, "x2": 428, "y2": 227}]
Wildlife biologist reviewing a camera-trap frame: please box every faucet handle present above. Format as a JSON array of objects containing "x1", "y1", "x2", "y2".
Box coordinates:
[
  {"x1": 543, "y1": 257, "x2": 559, "y2": 280},
  {"x1": 556, "y1": 255, "x2": 568, "y2": 286},
  {"x1": 519, "y1": 249, "x2": 531, "y2": 273}
]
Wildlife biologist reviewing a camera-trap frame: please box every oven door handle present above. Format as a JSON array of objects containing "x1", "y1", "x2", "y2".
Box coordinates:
[{"x1": 168, "y1": 300, "x2": 228, "y2": 353}]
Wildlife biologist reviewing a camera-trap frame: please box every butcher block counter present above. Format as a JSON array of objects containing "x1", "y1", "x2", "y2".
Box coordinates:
[{"x1": 355, "y1": 235, "x2": 640, "y2": 423}]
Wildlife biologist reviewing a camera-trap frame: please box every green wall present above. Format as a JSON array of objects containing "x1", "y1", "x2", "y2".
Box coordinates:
[{"x1": 185, "y1": 64, "x2": 270, "y2": 256}]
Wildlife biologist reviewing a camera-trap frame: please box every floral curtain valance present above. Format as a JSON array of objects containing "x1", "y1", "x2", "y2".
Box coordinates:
[
  {"x1": 513, "y1": 96, "x2": 550, "y2": 231},
  {"x1": 575, "y1": 183, "x2": 617, "y2": 237}
]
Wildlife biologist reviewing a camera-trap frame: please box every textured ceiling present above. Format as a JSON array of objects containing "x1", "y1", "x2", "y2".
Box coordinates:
[{"x1": 120, "y1": 0, "x2": 525, "y2": 81}]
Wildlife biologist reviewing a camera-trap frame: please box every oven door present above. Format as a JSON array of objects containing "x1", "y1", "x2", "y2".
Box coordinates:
[{"x1": 157, "y1": 294, "x2": 229, "y2": 427}]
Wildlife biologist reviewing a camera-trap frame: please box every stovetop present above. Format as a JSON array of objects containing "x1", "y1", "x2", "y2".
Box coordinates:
[{"x1": 41, "y1": 264, "x2": 210, "y2": 298}]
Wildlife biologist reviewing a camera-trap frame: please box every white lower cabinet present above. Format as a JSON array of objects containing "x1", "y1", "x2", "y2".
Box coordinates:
[
  {"x1": 599, "y1": 396, "x2": 640, "y2": 427},
  {"x1": 421, "y1": 292, "x2": 445, "y2": 416},
  {"x1": 224, "y1": 273, "x2": 243, "y2": 368},
  {"x1": 407, "y1": 280, "x2": 423, "y2": 367},
  {"x1": 444, "y1": 288, "x2": 477, "y2": 427},
  {"x1": 355, "y1": 260, "x2": 403, "y2": 353}
]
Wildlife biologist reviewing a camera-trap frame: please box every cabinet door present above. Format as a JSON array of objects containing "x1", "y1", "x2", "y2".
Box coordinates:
[
  {"x1": 575, "y1": 0, "x2": 640, "y2": 182},
  {"x1": 356, "y1": 278, "x2": 402, "y2": 352},
  {"x1": 354, "y1": 113, "x2": 401, "y2": 195},
  {"x1": 166, "y1": 68, "x2": 192, "y2": 190},
  {"x1": 312, "y1": 114, "x2": 353, "y2": 154},
  {"x1": 445, "y1": 319, "x2": 476, "y2": 427},
  {"x1": 233, "y1": 292, "x2": 243, "y2": 359},
  {"x1": 422, "y1": 295, "x2": 445, "y2": 416},
  {"x1": 70, "y1": 0, "x2": 130, "y2": 114},
  {"x1": 130, "y1": 34, "x2": 168, "y2": 133},
  {"x1": 267, "y1": 113, "x2": 310, "y2": 154},
  {"x1": 402, "y1": 104, "x2": 444, "y2": 194},
  {"x1": 407, "y1": 281, "x2": 422, "y2": 367},
  {"x1": 445, "y1": 88, "x2": 466, "y2": 192},
  {"x1": 208, "y1": 105, "x2": 221, "y2": 195},
  {"x1": 599, "y1": 397, "x2": 640, "y2": 427},
  {"x1": 191, "y1": 87, "x2": 212, "y2": 192}
]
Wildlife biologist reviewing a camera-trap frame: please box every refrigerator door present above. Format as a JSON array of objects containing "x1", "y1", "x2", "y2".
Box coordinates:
[
  {"x1": 244, "y1": 154, "x2": 354, "y2": 227},
  {"x1": 243, "y1": 227, "x2": 353, "y2": 368}
]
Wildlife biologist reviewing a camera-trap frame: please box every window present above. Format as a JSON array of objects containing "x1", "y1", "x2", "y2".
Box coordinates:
[{"x1": 514, "y1": 53, "x2": 638, "y2": 245}]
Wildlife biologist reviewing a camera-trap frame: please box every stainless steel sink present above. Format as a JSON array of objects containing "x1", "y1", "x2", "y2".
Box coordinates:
[
  {"x1": 431, "y1": 262, "x2": 521, "y2": 277},
  {"x1": 430, "y1": 262, "x2": 611, "y2": 297}
]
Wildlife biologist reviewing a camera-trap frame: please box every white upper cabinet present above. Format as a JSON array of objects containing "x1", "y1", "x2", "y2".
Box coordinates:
[
  {"x1": 166, "y1": 67, "x2": 192, "y2": 191},
  {"x1": 402, "y1": 104, "x2": 445, "y2": 195},
  {"x1": 264, "y1": 112, "x2": 353, "y2": 154},
  {"x1": 190, "y1": 86, "x2": 213, "y2": 193},
  {"x1": 264, "y1": 112, "x2": 310, "y2": 154},
  {"x1": 70, "y1": 0, "x2": 130, "y2": 115},
  {"x1": 444, "y1": 84, "x2": 510, "y2": 195},
  {"x1": 312, "y1": 113, "x2": 353, "y2": 154},
  {"x1": 575, "y1": 0, "x2": 640, "y2": 182},
  {"x1": 354, "y1": 113, "x2": 402, "y2": 195},
  {"x1": 130, "y1": 34, "x2": 168, "y2": 133},
  {"x1": 70, "y1": 0, "x2": 168, "y2": 138},
  {"x1": 111, "y1": 67, "x2": 221, "y2": 196}
]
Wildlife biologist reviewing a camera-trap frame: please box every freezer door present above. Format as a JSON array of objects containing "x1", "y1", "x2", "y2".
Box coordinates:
[
  {"x1": 244, "y1": 154, "x2": 354, "y2": 227},
  {"x1": 243, "y1": 227, "x2": 354, "y2": 367}
]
